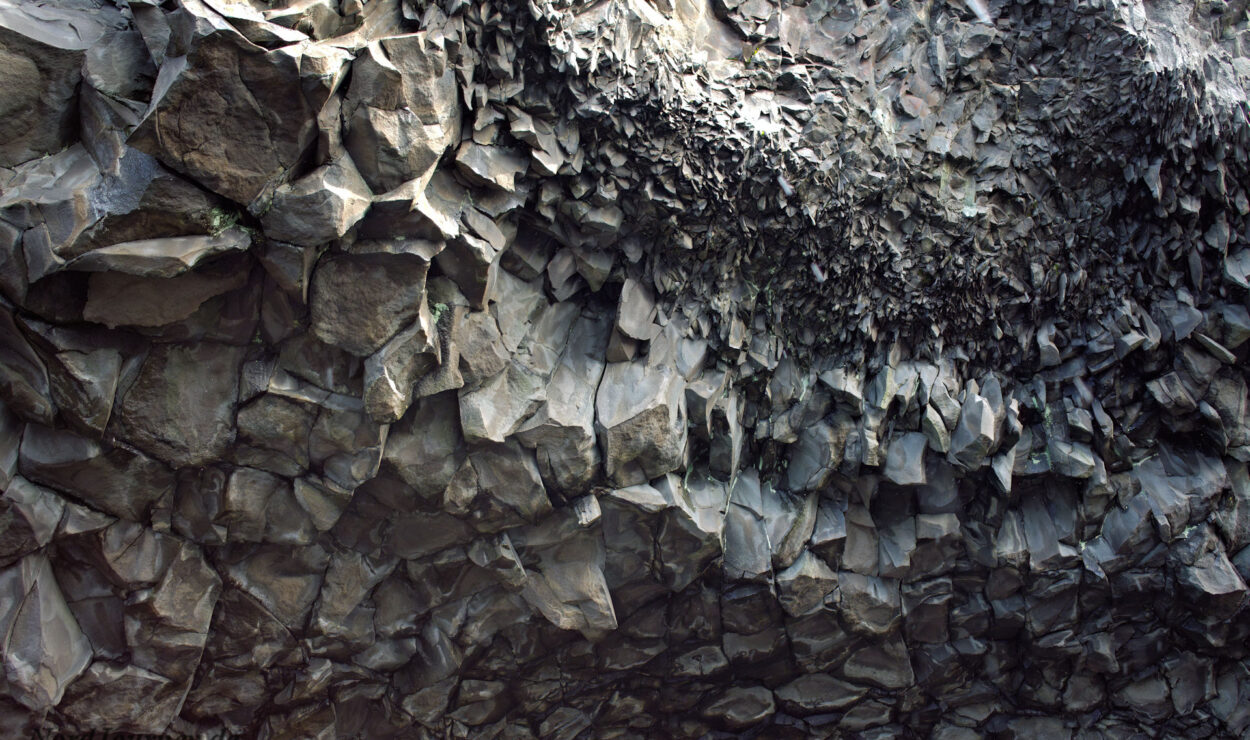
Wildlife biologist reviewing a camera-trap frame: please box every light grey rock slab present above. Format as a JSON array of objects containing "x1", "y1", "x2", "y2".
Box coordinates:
[
  {"x1": 514, "y1": 508, "x2": 617, "y2": 640},
  {"x1": 454, "y1": 142, "x2": 529, "y2": 193},
  {"x1": 0, "y1": 553, "x2": 93, "y2": 710},
  {"x1": 836, "y1": 572, "x2": 900, "y2": 636},
  {"x1": 883, "y1": 432, "x2": 928, "y2": 486},
  {"x1": 948, "y1": 391, "x2": 997, "y2": 470},
  {"x1": 515, "y1": 313, "x2": 610, "y2": 492},
  {"x1": 596, "y1": 359, "x2": 687, "y2": 486}
]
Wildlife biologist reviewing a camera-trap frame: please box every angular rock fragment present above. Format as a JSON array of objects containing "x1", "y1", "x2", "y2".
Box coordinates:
[
  {"x1": 596, "y1": 359, "x2": 687, "y2": 486},
  {"x1": 513, "y1": 506, "x2": 617, "y2": 640},
  {"x1": 260, "y1": 154, "x2": 373, "y2": 247},
  {"x1": 884, "y1": 432, "x2": 928, "y2": 485},
  {"x1": 702, "y1": 686, "x2": 775, "y2": 730},
  {"x1": 949, "y1": 391, "x2": 997, "y2": 470},
  {"x1": 19, "y1": 424, "x2": 171, "y2": 521},
  {"x1": 130, "y1": 22, "x2": 339, "y2": 204},
  {"x1": 516, "y1": 314, "x2": 610, "y2": 491},
  {"x1": 363, "y1": 298, "x2": 439, "y2": 423},
  {"x1": 115, "y1": 341, "x2": 245, "y2": 467},
  {"x1": 0, "y1": 1, "x2": 109, "y2": 166},
  {"x1": 343, "y1": 34, "x2": 460, "y2": 193},
  {"x1": 444, "y1": 440, "x2": 551, "y2": 533},
  {"x1": 0, "y1": 554, "x2": 92, "y2": 710},
  {"x1": 310, "y1": 250, "x2": 430, "y2": 356}
]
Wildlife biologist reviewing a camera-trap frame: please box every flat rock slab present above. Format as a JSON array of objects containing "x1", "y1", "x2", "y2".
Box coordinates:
[
  {"x1": 116, "y1": 342, "x2": 245, "y2": 468},
  {"x1": 309, "y1": 252, "x2": 429, "y2": 356}
]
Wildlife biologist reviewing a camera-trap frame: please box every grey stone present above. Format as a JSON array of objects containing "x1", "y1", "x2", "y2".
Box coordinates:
[
  {"x1": 836, "y1": 572, "x2": 900, "y2": 636},
  {"x1": 343, "y1": 35, "x2": 460, "y2": 193},
  {"x1": 454, "y1": 142, "x2": 529, "y2": 193},
  {"x1": 702, "y1": 686, "x2": 775, "y2": 730},
  {"x1": 0, "y1": 1, "x2": 109, "y2": 166},
  {"x1": 515, "y1": 314, "x2": 610, "y2": 492},
  {"x1": 363, "y1": 299, "x2": 440, "y2": 423},
  {"x1": 445, "y1": 440, "x2": 551, "y2": 533},
  {"x1": 949, "y1": 391, "x2": 997, "y2": 470},
  {"x1": 130, "y1": 24, "x2": 338, "y2": 204},
  {"x1": 19, "y1": 424, "x2": 172, "y2": 522},
  {"x1": 82, "y1": 255, "x2": 250, "y2": 329},
  {"x1": 776, "y1": 550, "x2": 837, "y2": 617},
  {"x1": 0, "y1": 554, "x2": 92, "y2": 710},
  {"x1": 260, "y1": 154, "x2": 373, "y2": 247},
  {"x1": 883, "y1": 432, "x2": 927, "y2": 485},
  {"x1": 596, "y1": 359, "x2": 687, "y2": 486},
  {"x1": 309, "y1": 251, "x2": 429, "y2": 356},
  {"x1": 841, "y1": 635, "x2": 915, "y2": 689},
  {"x1": 116, "y1": 342, "x2": 244, "y2": 468},
  {"x1": 774, "y1": 673, "x2": 866, "y2": 715}
]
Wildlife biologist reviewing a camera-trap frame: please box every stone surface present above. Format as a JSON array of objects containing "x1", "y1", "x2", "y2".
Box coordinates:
[
  {"x1": 3, "y1": 0, "x2": 1250, "y2": 734},
  {"x1": 260, "y1": 155, "x2": 372, "y2": 247},
  {"x1": 129, "y1": 20, "x2": 336, "y2": 204},
  {"x1": 343, "y1": 34, "x2": 460, "y2": 193},
  {"x1": 309, "y1": 251, "x2": 429, "y2": 356},
  {"x1": 115, "y1": 342, "x2": 245, "y2": 468}
]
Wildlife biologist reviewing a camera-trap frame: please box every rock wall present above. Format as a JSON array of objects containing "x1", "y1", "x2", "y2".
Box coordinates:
[{"x1": 2, "y1": 0, "x2": 1250, "y2": 736}]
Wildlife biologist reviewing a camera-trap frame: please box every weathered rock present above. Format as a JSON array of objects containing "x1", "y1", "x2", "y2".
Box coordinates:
[
  {"x1": 0, "y1": 554, "x2": 92, "y2": 710},
  {"x1": 702, "y1": 686, "x2": 775, "y2": 730},
  {"x1": 776, "y1": 550, "x2": 837, "y2": 617},
  {"x1": 444, "y1": 440, "x2": 551, "y2": 533},
  {"x1": 130, "y1": 22, "x2": 339, "y2": 204},
  {"x1": 343, "y1": 34, "x2": 460, "y2": 193},
  {"x1": 363, "y1": 298, "x2": 439, "y2": 423},
  {"x1": 836, "y1": 572, "x2": 901, "y2": 636},
  {"x1": 515, "y1": 314, "x2": 610, "y2": 492},
  {"x1": 260, "y1": 154, "x2": 373, "y2": 247},
  {"x1": 115, "y1": 341, "x2": 244, "y2": 467},
  {"x1": 309, "y1": 251, "x2": 429, "y2": 356},
  {"x1": 949, "y1": 391, "x2": 997, "y2": 470},
  {"x1": 514, "y1": 505, "x2": 617, "y2": 640},
  {"x1": 82, "y1": 253, "x2": 251, "y2": 329},
  {"x1": 884, "y1": 432, "x2": 928, "y2": 486},
  {"x1": 0, "y1": 1, "x2": 109, "y2": 166},
  {"x1": 596, "y1": 359, "x2": 687, "y2": 486},
  {"x1": 19, "y1": 424, "x2": 171, "y2": 522}
]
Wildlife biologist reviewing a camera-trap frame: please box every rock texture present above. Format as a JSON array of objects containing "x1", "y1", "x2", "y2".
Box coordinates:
[{"x1": 2, "y1": 0, "x2": 1250, "y2": 736}]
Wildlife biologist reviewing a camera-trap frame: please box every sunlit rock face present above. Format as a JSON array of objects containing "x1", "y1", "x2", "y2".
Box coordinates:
[{"x1": 2, "y1": 0, "x2": 1250, "y2": 735}]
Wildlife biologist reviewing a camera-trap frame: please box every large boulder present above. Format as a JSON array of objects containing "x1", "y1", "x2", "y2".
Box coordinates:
[
  {"x1": 130, "y1": 18, "x2": 345, "y2": 204},
  {"x1": 342, "y1": 34, "x2": 460, "y2": 193}
]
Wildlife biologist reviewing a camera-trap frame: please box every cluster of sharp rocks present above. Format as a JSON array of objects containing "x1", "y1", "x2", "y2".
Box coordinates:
[{"x1": 2, "y1": 0, "x2": 1250, "y2": 736}]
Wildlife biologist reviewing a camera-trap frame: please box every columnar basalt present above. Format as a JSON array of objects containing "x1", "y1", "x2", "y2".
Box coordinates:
[{"x1": 1, "y1": 0, "x2": 1250, "y2": 736}]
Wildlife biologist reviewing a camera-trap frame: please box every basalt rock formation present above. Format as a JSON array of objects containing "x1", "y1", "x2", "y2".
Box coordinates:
[{"x1": 2, "y1": 0, "x2": 1250, "y2": 736}]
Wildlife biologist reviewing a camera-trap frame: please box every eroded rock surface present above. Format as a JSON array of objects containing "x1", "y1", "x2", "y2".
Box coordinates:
[{"x1": 2, "y1": 0, "x2": 1250, "y2": 735}]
